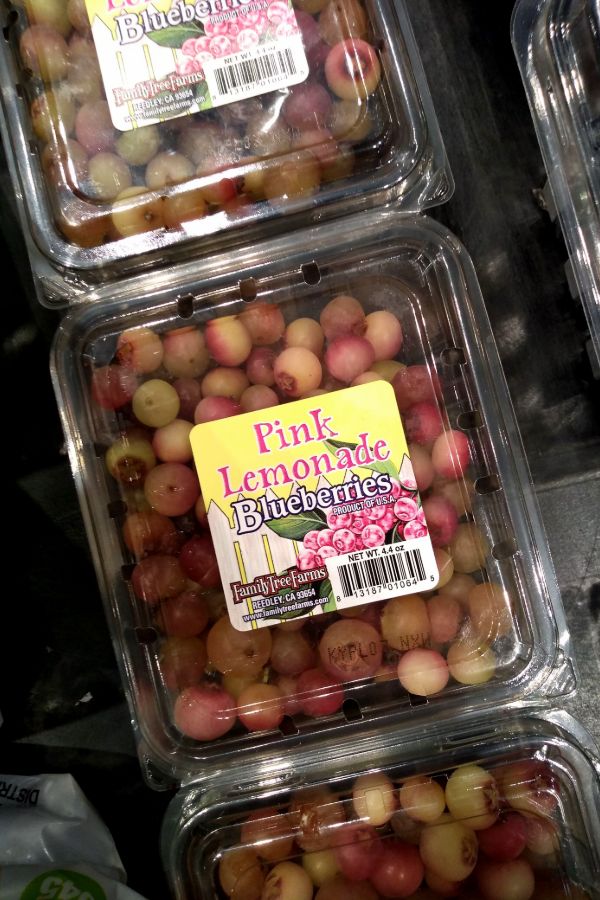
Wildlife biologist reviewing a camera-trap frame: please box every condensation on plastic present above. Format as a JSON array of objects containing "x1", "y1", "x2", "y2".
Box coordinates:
[
  {"x1": 50, "y1": 210, "x2": 572, "y2": 789},
  {"x1": 513, "y1": 0, "x2": 600, "y2": 370},
  {"x1": 0, "y1": 773, "x2": 148, "y2": 900},
  {"x1": 159, "y1": 710, "x2": 600, "y2": 899},
  {"x1": 0, "y1": 0, "x2": 451, "y2": 306}
]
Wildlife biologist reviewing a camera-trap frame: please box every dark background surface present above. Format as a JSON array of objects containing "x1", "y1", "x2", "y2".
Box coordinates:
[{"x1": 1, "y1": 0, "x2": 600, "y2": 897}]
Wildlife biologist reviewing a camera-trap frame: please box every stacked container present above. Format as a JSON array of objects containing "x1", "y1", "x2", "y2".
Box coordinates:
[
  {"x1": 1, "y1": 0, "x2": 599, "y2": 896},
  {"x1": 513, "y1": 0, "x2": 600, "y2": 369}
]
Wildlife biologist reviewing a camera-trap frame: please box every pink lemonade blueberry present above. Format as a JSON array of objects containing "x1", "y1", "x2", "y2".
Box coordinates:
[
  {"x1": 267, "y1": 0, "x2": 290, "y2": 24},
  {"x1": 404, "y1": 520, "x2": 428, "y2": 539},
  {"x1": 238, "y1": 11, "x2": 264, "y2": 28},
  {"x1": 393, "y1": 497, "x2": 419, "y2": 522},
  {"x1": 379, "y1": 511, "x2": 396, "y2": 532},
  {"x1": 303, "y1": 530, "x2": 321, "y2": 551},
  {"x1": 327, "y1": 511, "x2": 353, "y2": 529},
  {"x1": 297, "y1": 549, "x2": 318, "y2": 570},
  {"x1": 209, "y1": 34, "x2": 234, "y2": 56},
  {"x1": 367, "y1": 504, "x2": 389, "y2": 521},
  {"x1": 361, "y1": 523, "x2": 385, "y2": 547},
  {"x1": 317, "y1": 529, "x2": 335, "y2": 547},
  {"x1": 316, "y1": 546, "x2": 337, "y2": 561},
  {"x1": 237, "y1": 28, "x2": 260, "y2": 49},
  {"x1": 350, "y1": 514, "x2": 369, "y2": 534},
  {"x1": 332, "y1": 528, "x2": 356, "y2": 553},
  {"x1": 181, "y1": 38, "x2": 198, "y2": 56}
]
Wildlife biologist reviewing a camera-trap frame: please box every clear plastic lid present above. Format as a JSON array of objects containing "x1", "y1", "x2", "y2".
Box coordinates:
[
  {"x1": 0, "y1": 0, "x2": 450, "y2": 303},
  {"x1": 51, "y1": 210, "x2": 571, "y2": 788},
  {"x1": 513, "y1": 0, "x2": 600, "y2": 370},
  {"x1": 160, "y1": 709, "x2": 600, "y2": 898}
]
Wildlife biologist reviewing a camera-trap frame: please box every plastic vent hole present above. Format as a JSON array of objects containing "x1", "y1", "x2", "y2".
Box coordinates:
[
  {"x1": 342, "y1": 698, "x2": 363, "y2": 722},
  {"x1": 301, "y1": 262, "x2": 321, "y2": 285},
  {"x1": 121, "y1": 563, "x2": 136, "y2": 581},
  {"x1": 475, "y1": 474, "x2": 501, "y2": 495},
  {"x1": 408, "y1": 693, "x2": 428, "y2": 708},
  {"x1": 135, "y1": 626, "x2": 157, "y2": 645},
  {"x1": 3, "y1": 8, "x2": 17, "y2": 39},
  {"x1": 93, "y1": 442, "x2": 107, "y2": 457},
  {"x1": 491, "y1": 538, "x2": 518, "y2": 560},
  {"x1": 440, "y1": 347, "x2": 466, "y2": 366},
  {"x1": 28, "y1": 139, "x2": 36, "y2": 155},
  {"x1": 457, "y1": 410, "x2": 483, "y2": 430},
  {"x1": 107, "y1": 499, "x2": 127, "y2": 519},
  {"x1": 278, "y1": 715, "x2": 299, "y2": 736},
  {"x1": 177, "y1": 293, "x2": 194, "y2": 319},
  {"x1": 239, "y1": 278, "x2": 257, "y2": 302},
  {"x1": 15, "y1": 82, "x2": 23, "y2": 98}
]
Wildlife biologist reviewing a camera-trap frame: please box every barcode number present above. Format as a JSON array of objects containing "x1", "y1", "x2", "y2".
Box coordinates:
[
  {"x1": 213, "y1": 48, "x2": 297, "y2": 96},
  {"x1": 337, "y1": 548, "x2": 426, "y2": 598}
]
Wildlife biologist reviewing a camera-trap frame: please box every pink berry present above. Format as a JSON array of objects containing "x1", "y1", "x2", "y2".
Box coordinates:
[
  {"x1": 271, "y1": 629, "x2": 316, "y2": 676},
  {"x1": 152, "y1": 418, "x2": 193, "y2": 463},
  {"x1": 237, "y1": 683, "x2": 285, "y2": 732},
  {"x1": 282, "y1": 81, "x2": 332, "y2": 130},
  {"x1": 201, "y1": 367, "x2": 249, "y2": 401},
  {"x1": 393, "y1": 365, "x2": 442, "y2": 412},
  {"x1": 285, "y1": 317, "x2": 325, "y2": 356},
  {"x1": 162, "y1": 326, "x2": 210, "y2": 378},
  {"x1": 319, "y1": 619, "x2": 383, "y2": 680},
  {"x1": 194, "y1": 396, "x2": 240, "y2": 423},
  {"x1": 325, "y1": 335, "x2": 375, "y2": 383},
  {"x1": 320, "y1": 294, "x2": 366, "y2": 340},
  {"x1": 476, "y1": 858, "x2": 535, "y2": 900},
  {"x1": 239, "y1": 301, "x2": 285, "y2": 346},
  {"x1": 240, "y1": 385, "x2": 279, "y2": 412},
  {"x1": 205, "y1": 316, "x2": 252, "y2": 366},
  {"x1": 143, "y1": 462, "x2": 200, "y2": 516},
  {"x1": 173, "y1": 378, "x2": 202, "y2": 421},
  {"x1": 324, "y1": 39, "x2": 382, "y2": 101},
  {"x1": 274, "y1": 347, "x2": 322, "y2": 397},
  {"x1": 426, "y1": 594, "x2": 462, "y2": 643},
  {"x1": 116, "y1": 327, "x2": 163, "y2": 374},
  {"x1": 364, "y1": 310, "x2": 403, "y2": 360},
  {"x1": 179, "y1": 534, "x2": 220, "y2": 588},
  {"x1": 332, "y1": 528, "x2": 356, "y2": 552},
  {"x1": 393, "y1": 497, "x2": 419, "y2": 521},
  {"x1": 297, "y1": 668, "x2": 344, "y2": 716},
  {"x1": 397, "y1": 648, "x2": 449, "y2": 696},
  {"x1": 478, "y1": 812, "x2": 528, "y2": 862},
  {"x1": 297, "y1": 549, "x2": 319, "y2": 570},
  {"x1": 131, "y1": 554, "x2": 187, "y2": 605},
  {"x1": 361, "y1": 523, "x2": 385, "y2": 547},
  {"x1": 408, "y1": 443, "x2": 435, "y2": 492},
  {"x1": 174, "y1": 683, "x2": 236, "y2": 740},
  {"x1": 303, "y1": 530, "x2": 322, "y2": 551},
  {"x1": 421, "y1": 496, "x2": 459, "y2": 547},
  {"x1": 369, "y1": 840, "x2": 424, "y2": 898},
  {"x1": 403, "y1": 401, "x2": 444, "y2": 445},
  {"x1": 327, "y1": 511, "x2": 353, "y2": 529},
  {"x1": 332, "y1": 823, "x2": 382, "y2": 881},
  {"x1": 91, "y1": 365, "x2": 138, "y2": 409},
  {"x1": 431, "y1": 430, "x2": 471, "y2": 480},
  {"x1": 246, "y1": 347, "x2": 277, "y2": 385},
  {"x1": 350, "y1": 513, "x2": 369, "y2": 534},
  {"x1": 403, "y1": 519, "x2": 428, "y2": 539},
  {"x1": 75, "y1": 100, "x2": 115, "y2": 154},
  {"x1": 317, "y1": 529, "x2": 335, "y2": 547}
]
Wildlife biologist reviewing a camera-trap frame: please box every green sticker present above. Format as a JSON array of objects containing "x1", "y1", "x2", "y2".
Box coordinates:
[{"x1": 21, "y1": 870, "x2": 107, "y2": 900}]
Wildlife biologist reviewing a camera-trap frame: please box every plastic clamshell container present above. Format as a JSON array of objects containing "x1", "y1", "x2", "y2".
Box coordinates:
[
  {"x1": 160, "y1": 709, "x2": 600, "y2": 898},
  {"x1": 0, "y1": 0, "x2": 451, "y2": 305},
  {"x1": 51, "y1": 210, "x2": 571, "y2": 788},
  {"x1": 513, "y1": 0, "x2": 600, "y2": 369}
]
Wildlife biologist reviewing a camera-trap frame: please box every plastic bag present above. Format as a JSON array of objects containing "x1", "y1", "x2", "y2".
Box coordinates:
[{"x1": 0, "y1": 774, "x2": 148, "y2": 900}]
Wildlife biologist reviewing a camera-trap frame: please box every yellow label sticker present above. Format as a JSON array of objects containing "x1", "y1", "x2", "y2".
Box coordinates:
[
  {"x1": 85, "y1": 0, "x2": 309, "y2": 130},
  {"x1": 191, "y1": 382, "x2": 438, "y2": 630}
]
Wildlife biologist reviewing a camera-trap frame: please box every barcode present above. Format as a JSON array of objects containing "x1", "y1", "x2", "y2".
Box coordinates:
[
  {"x1": 337, "y1": 548, "x2": 426, "y2": 598},
  {"x1": 213, "y1": 48, "x2": 297, "y2": 96}
]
